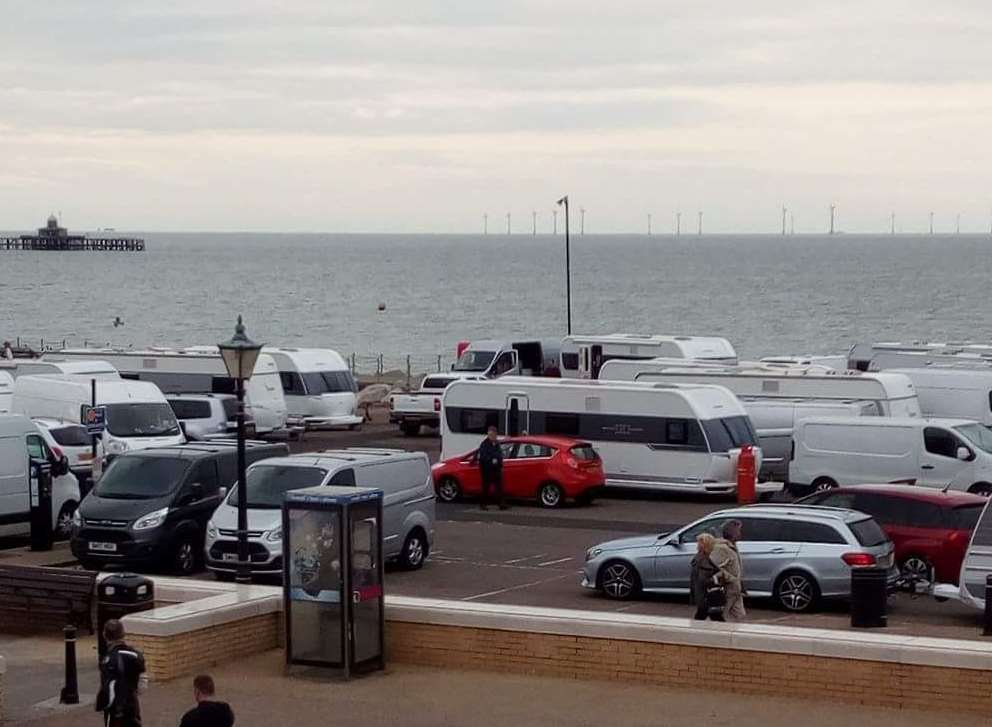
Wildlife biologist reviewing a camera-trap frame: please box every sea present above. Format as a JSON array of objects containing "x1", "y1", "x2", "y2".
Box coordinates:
[{"x1": 2, "y1": 232, "x2": 992, "y2": 372}]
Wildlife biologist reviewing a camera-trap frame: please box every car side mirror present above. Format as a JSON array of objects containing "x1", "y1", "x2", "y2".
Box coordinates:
[{"x1": 957, "y1": 446, "x2": 973, "y2": 461}]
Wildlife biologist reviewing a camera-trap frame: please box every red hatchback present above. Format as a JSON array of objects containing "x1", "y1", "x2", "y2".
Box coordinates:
[
  {"x1": 431, "y1": 436, "x2": 605, "y2": 508},
  {"x1": 800, "y1": 484, "x2": 985, "y2": 584}
]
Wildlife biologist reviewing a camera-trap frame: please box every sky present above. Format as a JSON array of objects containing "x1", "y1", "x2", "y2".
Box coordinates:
[{"x1": 1, "y1": 0, "x2": 991, "y2": 233}]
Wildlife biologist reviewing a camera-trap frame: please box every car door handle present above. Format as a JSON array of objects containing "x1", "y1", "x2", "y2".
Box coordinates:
[
  {"x1": 921, "y1": 465, "x2": 935, "y2": 470},
  {"x1": 770, "y1": 547, "x2": 787, "y2": 553}
]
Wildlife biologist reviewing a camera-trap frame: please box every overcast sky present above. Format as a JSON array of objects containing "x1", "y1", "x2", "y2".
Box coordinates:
[{"x1": 2, "y1": 1, "x2": 991, "y2": 233}]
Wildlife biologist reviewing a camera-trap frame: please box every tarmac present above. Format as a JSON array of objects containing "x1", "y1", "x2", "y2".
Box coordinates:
[{"x1": 13, "y1": 644, "x2": 979, "y2": 727}]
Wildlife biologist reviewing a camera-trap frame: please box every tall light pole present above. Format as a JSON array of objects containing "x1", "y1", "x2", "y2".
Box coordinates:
[
  {"x1": 218, "y1": 316, "x2": 263, "y2": 584},
  {"x1": 556, "y1": 196, "x2": 572, "y2": 335}
]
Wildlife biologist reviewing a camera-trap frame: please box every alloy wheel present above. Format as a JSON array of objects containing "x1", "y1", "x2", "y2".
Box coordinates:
[
  {"x1": 56, "y1": 504, "x2": 76, "y2": 539},
  {"x1": 601, "y1": 562, "x2": 637, "y2": 600},
  {"x1": 404, "y1": 534, "x2": 425, "y2": 568},
  {"x1": 437, "y1": 478, "x2": 460, "y2": 503},
  {"x1": 539, "y1": 483, "x2": 563, "y2": 508},
  {"x1": 176, "y1": 541, "x2": 195, "y2": 574},
  {"x1": 900, "y1": 556, "x2": 932, "y2": 584},
  {"x1": 778, "y1": 574, "x2": 815, "y2": 611}
]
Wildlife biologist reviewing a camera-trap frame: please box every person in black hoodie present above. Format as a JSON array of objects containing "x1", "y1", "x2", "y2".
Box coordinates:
[
  {"x1": 96, "y1": 619, "x2": 146, "y2": 727},
  {"x1": 179, "y1": 675, "x2": 235, "y2": 727},
  {"x1": 478, "y1": 425, "x2": 506, "y2": 510}
]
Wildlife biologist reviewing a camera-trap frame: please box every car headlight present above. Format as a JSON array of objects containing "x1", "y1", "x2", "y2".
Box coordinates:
[
  {"x1": 105, "y1": 439, "x2": 128, "y2": 455},
  {"x1": 71, "y1": 510, "x2": 82, "y2": 527},
  {"x1": 132, "y1": 507, "x2": 169, "y2": 531},
  {"x1": 206, "y1": 522, "x2": 218, "y2": 539},
  {"x1": 265, "y1": 527, "x2": 282, "y2": 543},
  {"x1": 585, "y1": 547, "x2": 603, "y2": 562}
]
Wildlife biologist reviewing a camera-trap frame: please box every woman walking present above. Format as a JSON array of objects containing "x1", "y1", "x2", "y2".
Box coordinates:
[{"x1": 690, "y1": 533, "x2": 724, "y2": 621}]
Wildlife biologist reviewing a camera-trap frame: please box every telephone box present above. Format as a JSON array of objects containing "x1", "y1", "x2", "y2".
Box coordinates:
[{"x1": 281, "y1": 486, "x2": 385, "y2": 677}]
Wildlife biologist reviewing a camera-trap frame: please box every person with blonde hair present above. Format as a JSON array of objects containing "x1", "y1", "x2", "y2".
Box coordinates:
[{"x1": 690, "y1": 531, "x2": 724, "y2": 621}]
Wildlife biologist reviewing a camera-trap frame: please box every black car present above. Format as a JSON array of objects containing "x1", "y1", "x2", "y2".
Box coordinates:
[{"x1": 71, "y1": 440, "x2": 288, "y2": 575}]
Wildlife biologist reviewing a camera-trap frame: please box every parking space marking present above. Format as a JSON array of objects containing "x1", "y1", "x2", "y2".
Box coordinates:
[
  {"x1": 461, "y1": 573, "x2": 573, "y2": 602},
  {"x1": 504, "y1": 553, "x2": 547, "y2": 564},
  {"x1": 537, "y1": 557, "x2": 572, "y2": 567}
]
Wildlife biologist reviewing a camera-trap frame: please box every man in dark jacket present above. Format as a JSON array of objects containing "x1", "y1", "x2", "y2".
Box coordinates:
[
  {"x1": 478, "y1": 425, "x2": 506, "y2": 510},
  {"x1": 179, "y1": 674, "x2": 235, "y2": 727},
  {"x1": 96, "y1": 619, "x2": 146, "y2": 727}
]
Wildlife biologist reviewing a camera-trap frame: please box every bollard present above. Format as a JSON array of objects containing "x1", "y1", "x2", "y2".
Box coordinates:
[
  {"x1": 984, "y1": 575, "x2": 992, "y2": 636},
  {"x1": 60, "y1": 625, "x2": 79, "y2": 705}
]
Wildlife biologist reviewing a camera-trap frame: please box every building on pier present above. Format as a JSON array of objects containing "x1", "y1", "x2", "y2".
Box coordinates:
[{"x1": 1, "y1": 215, "x2": 144, "y2": 252}]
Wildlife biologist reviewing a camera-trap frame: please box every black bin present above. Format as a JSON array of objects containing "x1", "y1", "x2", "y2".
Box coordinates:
[
  {"x1": 97, "y1": 573, "x2": 155, "y2": 656},
  {"x1": 850, "y1": 567, "x2": 887, "y2": 629}
]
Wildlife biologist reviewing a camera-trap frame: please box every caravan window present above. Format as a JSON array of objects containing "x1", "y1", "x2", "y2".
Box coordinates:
[
  {"x1": 446, "y1": 407, "x2": 501, "y2": 434},
  {"x1": 545, "y1": 413, "x2": 580, "y2": 437},
  {"x1": 279, "y1": 372, "x2": 306, "y2": 395},
  {"x1": 561, "y1": 353, "x2": 579, "y2": 371},
  {"x1": 701, "y1": 417, "x2": 759, "y2": 452},
  {"x1": 302, "y1": 371, "x2": 357, "y2": 395}
]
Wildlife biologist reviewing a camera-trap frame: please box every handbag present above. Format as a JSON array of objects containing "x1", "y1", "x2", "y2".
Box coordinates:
[{"x1": 705, "y1": 581, "x2": 727, "y2": 613}]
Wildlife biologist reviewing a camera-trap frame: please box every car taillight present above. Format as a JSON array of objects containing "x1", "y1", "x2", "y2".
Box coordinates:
[
  {"x1": 434, "y1": 398, "x2": 441, "y2": 412},
  {"x1": 842, "y1": 552, "x2": 876, "y2": 567}
]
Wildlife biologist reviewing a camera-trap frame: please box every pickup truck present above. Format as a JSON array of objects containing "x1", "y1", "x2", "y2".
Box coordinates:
[{"x1": 389, "y1": 374, "x2": 481, "y2": 436}]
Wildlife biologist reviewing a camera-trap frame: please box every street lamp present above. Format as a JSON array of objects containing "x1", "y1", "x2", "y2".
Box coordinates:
[
  {"x1": 218, "y1": 315, "x2": 263, "y2": 584},
  {"x1": 556, "y1": 195, "x2": 572, "y2": 335}
]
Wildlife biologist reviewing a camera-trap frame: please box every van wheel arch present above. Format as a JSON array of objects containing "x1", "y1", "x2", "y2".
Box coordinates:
[
  {"x1": 811, "y1": 477, "x2": 837, "y2": 493},
  {"x1": 968, "y1": 482, "x2": 992, "y2": 497}
]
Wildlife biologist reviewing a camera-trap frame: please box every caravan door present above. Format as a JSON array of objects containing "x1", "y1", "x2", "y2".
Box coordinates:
[
  {"x1": 576, "y1": 345, "x2": 603, "y2": 380},
  {"x1": 504, "y1": 394, "x2": 530, "y2": 436}
]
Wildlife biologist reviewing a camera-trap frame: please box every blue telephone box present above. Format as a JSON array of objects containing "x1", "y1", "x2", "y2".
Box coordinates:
[{"x1": 281, "y1": 486, "x2": 385, "y2": 677}]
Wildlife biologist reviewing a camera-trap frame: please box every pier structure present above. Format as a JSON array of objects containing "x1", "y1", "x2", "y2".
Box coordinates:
[{"x1": 1, "y1": 215, "x2": 144, "y2": 252}]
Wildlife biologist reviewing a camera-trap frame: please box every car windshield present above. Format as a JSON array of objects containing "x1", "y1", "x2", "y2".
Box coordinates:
[
  {"x1": 229, "y1": 465, "x2": 328, "y2": 509},
  {"x1": 850, "y1": 518, "x2": 888, "y2": 547},
  {"x1": 94, "y1": 456, "x2": 190, "y2": 499},
  {"x1": 302, "y1": 371, "x2": 357, "y2": 395},
  {"x1": 105, "y1": 403, "x2": 181, "y2": 437},
  {"x1": 453, "y1": 350, "x2": 495, "y2": 372},
  {"x1": 954, "y1": 423, "x2": 992, "y2": 454},
  {"x1": 48, "y1": 425, "x2": 90, "y2": 447}
]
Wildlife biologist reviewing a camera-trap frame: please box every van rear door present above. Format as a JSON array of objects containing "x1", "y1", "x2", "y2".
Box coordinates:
[{"x1": 0, "y1": 435, "x2": 29, "y2": 535}]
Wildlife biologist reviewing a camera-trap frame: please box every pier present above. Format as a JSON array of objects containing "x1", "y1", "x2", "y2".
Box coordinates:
[{"x1": 1, "y1": 215, "x2": 144, "y2": 252}]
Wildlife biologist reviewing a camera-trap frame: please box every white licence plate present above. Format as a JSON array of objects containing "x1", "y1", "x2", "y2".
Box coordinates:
[
  {"x1": 89, "y1": 542, "x2": 117, "y2": 552},
  {"x1": 222, "y1": 553, "x2": 239, "y2": 562}
]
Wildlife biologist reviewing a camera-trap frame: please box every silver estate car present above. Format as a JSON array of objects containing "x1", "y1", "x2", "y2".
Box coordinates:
[{"x1": 581, "y1": 505, "x2": 897, "y2": 612}]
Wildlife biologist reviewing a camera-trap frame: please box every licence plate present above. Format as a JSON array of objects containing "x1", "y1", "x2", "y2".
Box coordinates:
[
  {"x1": 222, "y1": 553, "x2": 239, "y2": 562},
  {"x1": 89, "y1": 542, "x2": 117, "y2": 552}
]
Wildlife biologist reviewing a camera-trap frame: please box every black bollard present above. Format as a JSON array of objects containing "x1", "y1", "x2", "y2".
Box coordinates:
[
  {"x1": 984, "y1": 575, "x2": 992, "y2": 637},
  {"x1": 60, "y1": 625, "x2": 79, "y2": 705}
]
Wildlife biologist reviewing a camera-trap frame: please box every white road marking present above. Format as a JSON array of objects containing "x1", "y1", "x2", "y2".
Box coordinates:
[
  {"x1": 504, "y1": 553, "x2": 547, "y2": 564},
  {"x1": 536, "y1": 557, "x2": 572, "y2": 567},
  {"x1": 461, "y1": 573, "x2": 572, "y2": 602}
]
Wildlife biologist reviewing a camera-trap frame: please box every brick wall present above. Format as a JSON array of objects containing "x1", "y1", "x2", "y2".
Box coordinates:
[
  {"x1": 386, "y1": 621, "x2": 992, "y2": 714},
  {"x1": 127, "y1": 612, "x2": 281, "y2": 681}
]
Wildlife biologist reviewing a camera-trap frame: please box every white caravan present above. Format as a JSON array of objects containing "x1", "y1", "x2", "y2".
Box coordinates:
[
  {"x1": 738, "y1": 397, "x2": 880, "y2": 482},
  {"x1": 559, "y1": 334, "x2": 737, "y2": 379},
  {"x1": 934, "y1": 498, "x2": 992, "y2": 611},
  {"x1": 0, "y1": 414, "x2": 81, "y2": 538},
  {"x1": 440, "y1": 377, "x2": 771, "y2": 496},
  {"x1": 12, "y1": 376, "x2": 185, "y2": 458},
  {"x1": 0, "y1": 359, "x2": 120, "y2": 380},
  {"x1": 849, "y1": 341, "x2": 992, "y2": 371},
  {"x1": 0, "y1": 371, "x2": 12, "y2": 414},
  {"x1": 883, "y1": 368, "x2": 992, "y2": 426},
  {"x1": 44, "y1": 348, "x2": 287, "y2": 435},
  {"x1": 759, "y1": 355, "x2": 848, "y2": 371},
  {"x1": 264, "y1": 348, "x2": 361, "y2": 429},
  {"x1": 790, "y1": 416, "x2": 992, "y2": 496},
  {"x1": 598, "y1": 358, "x2": 921, "y2": 418}
]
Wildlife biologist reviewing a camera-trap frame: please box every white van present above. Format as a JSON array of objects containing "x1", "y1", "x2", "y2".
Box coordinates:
[
  {"x1": 205, "y1": 448, "x2": 434, "y2": 575},
  {"x1": 1, "y1": 359, "x2": 120, "y2": 380},
  {"x1": 0, "y1": 414, "x2": 81, "y2": 538},
  {"x1": 849, "y1": 341, "x2": 992, "y2": 371},
  {"x1": 599, "y1": 359, "x2": 921, "y2": 418},
  {"x1": 934, "y1": 498, "x2": 992, "y2": 611},
  {"x1": 44, "y1": 349, "x2": 287, "y2": 435},
  {"x1": 739, "y1": 397, "x2": 879, "y2": 482},
  {"x1": 883, "y1": 368, "x2": 992, "y2": 426},
  {"x1": 12, "y1": 376, "x2": 185, "y2": 459},
  {"x1": 560, "y1": 334, "x2": 738, "y2": 379},
  {"x1": 264, "y1": 348, "x2": 362, "y2": 429},
  {"x1": 0, "y1": 371, "x2": 12, "y2": 414},
  {"x1": 441, "y1": 377, "x2": 771, "y2": 496},
  {"x1": 791, "y1": 416, "x2": 992, "y2": 496}
]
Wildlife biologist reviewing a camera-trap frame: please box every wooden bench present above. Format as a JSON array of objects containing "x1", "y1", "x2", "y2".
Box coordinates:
[{"x1": 0, "y1": 565, "x2": 97, "y2": 633}]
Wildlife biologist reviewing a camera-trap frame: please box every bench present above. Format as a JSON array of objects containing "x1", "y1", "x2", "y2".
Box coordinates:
[{"x1": 0, "y1": 565, "x2": 97, "y2": 633}]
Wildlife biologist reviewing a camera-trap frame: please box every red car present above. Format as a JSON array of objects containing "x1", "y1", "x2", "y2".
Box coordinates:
[
  {"x1": 800, "y1": 484, "x2": 985, "y2": 584},
  {"x1": 431, "y1": 436, "x2": 604, "y2": 508}
]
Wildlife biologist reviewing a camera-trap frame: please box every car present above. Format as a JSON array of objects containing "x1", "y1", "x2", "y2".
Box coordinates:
[
  {"x1": 33, "y1": 417, "x2": 103, "y2": 487},
  {"x1": 431, "y1": 435, "x2": 604, "y2": 508},
  {"x1": 798, "y1": 484, "x2": 985, "y2": 585},
  {"x1": 581, "y1": 505, "x2": 897, "y2": 612},
  {"x1": 166, "y1": 394, "x2": 247, "y2": 441}
]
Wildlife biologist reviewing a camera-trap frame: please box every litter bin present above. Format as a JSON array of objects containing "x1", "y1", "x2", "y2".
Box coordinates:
[
  {"x1": 97, "y1": 573, "x2": 155, "y2": 656},
  {"x1": 850, "y1": 567, "x2": 887, "y2": 628}
]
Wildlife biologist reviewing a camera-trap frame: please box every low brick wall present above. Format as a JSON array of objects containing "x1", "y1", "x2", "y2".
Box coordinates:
[{"x1": 129, "y1": 611, "x2": 281, "y2": 681}]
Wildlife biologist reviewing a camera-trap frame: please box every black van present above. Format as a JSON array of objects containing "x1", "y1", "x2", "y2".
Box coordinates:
[{"x1": 71, "y1": 440, "x2": 288, "y2": 575}]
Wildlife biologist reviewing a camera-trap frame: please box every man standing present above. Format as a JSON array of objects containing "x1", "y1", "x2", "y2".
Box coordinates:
[
  {"x1": 478, "y1": 425, "x2": 506, "y2": 511},
  {"x1": 179, "y1": 675, "x2": 235, "y2": 727},
  {"x1": 96, "y1": 619, "x2": 146, "y2": 727},
  {"x1": 710, "y1": 520, "x2": 745, "y2": 621}
]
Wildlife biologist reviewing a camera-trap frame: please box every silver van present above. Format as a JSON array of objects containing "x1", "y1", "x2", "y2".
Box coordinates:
[{"x1": 205, "y1": 448, "x2": 435, "y2": 576}]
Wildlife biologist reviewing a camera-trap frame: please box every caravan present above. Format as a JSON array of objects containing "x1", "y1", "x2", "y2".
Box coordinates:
[
  {"x1": 0, "y1": 372, "x2": 11, "y2": 414},
  {"x1": 598, "y1": 358, "x2": 921, "y2": 417},
  {"x1": 264, "y1": 348, "x2": 362, "y2": 429},
  {"x1": 440, "y1": 377, "x2": 771, "y2": 496},
  {"x1": 1, "y1": 358, "x2": 120, "y2": 380},
  {"x1": 934, "y1": 498, "x2": 992, "y2": 611},
  {"x1": 884, "y1": 368, "x2": 992, "y2": 426},
  {"x1": 44, "y1": 348, "x2": 287, "y2": 435},
  {"x1": 849, "y1": 341, "x2": 992, "y2": 371},
  {"x1": 559, "y1": 334, "x2": 737, "y2": 379}
]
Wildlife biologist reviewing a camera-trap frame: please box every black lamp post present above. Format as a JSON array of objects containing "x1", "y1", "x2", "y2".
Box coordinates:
[
  {"x1": 556, "y1": 195, "x2": 572, "y2": 335},
  {"x1": 218, "y1": 316, "x2": 263, "y2": 584}
]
